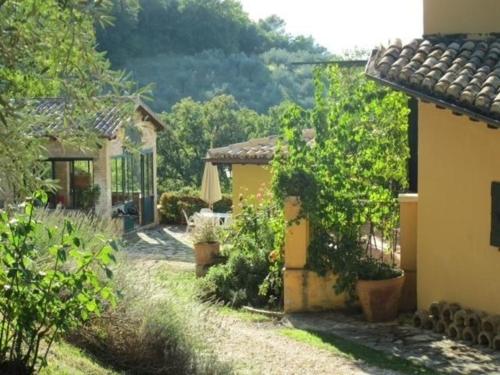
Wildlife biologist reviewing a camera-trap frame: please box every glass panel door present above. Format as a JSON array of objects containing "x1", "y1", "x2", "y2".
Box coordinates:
[{"x1": 140, "y1": 151, "x2": 154, "y2": 225}]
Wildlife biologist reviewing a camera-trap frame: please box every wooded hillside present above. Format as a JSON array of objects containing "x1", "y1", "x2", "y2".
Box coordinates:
[{"x1": 96, "y1": 0, "x2": 332, "y2": 113}]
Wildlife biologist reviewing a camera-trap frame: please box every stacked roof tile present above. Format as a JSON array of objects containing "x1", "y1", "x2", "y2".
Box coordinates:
[{"x1": 366, "y1": 37, "x2": 500, "y2": 125}]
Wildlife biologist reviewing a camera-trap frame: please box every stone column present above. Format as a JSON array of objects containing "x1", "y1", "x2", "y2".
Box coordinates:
[
  {"x1": 398, "y1": 193, "x2": 418, "y2": 311},
  {"x1": 93, "y1": 143, "x2": 112, "y2": 217}
]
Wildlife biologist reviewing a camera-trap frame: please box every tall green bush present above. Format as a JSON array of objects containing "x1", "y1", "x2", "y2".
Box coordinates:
[
  {"x1": 273, "y1": 67, "x2": 409, "y2": 298},
  {"x1": 0, "y1": 193, "x2": 117, "y2": 374},
  {"x1": 201, "y1": 199, "x2": 285, "y2": 308}
]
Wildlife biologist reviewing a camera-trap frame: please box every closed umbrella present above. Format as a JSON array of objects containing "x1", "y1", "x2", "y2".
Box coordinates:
[{"x1": 200, "y1": 162, "x2": 222, "y2": 208}]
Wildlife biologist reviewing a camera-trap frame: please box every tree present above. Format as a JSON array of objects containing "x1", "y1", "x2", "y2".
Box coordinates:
[
  {"x1": 95, "y1": 0, "x2": 331, "y2": 113},
  {"x1": 273, "y1": 66, "x2": 409, "y2": 296},
  {"x1": 0, "y1": 0, "x2": 136, "y2": 201},
  {"x1": 157, "y1": 95, "x2": 277, "y2": 191}
]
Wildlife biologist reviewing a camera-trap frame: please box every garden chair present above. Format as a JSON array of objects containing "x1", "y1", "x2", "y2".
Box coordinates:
[{"x1": 182, "y1": 209, "x2": 196, "y2": 233}]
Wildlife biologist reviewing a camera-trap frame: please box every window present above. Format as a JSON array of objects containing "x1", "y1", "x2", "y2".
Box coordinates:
[
  {"x1": 141, "y1": 152, "x2": 154, "y2": 197},
  {"x1": 46, "y1": 159, "x2": 93, "y2": 209},
  {"x1": 111, "y1": 153, "x2": 140, "y2": 206}
]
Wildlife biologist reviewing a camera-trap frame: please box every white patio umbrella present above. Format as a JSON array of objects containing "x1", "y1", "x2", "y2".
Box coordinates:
[{"x1": 200, "y1": 162, "x2": 222, "y2": 208}]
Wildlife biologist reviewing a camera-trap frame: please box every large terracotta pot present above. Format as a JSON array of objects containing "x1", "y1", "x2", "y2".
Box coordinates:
[
  {"x1": 194, "y1": 242, "x2": 220, "y2": 277},
  {"x1": 356, "y1": 274, "x2": 405, "y2": 322}
]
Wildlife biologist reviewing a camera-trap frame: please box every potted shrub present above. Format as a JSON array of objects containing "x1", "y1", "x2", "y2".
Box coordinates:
[
  {"x1": 355, "y1": 256, "x2": 405, "y2": 322},
  {"x1": 192, "y1": 220, "x2": 220, "y2": 277}
]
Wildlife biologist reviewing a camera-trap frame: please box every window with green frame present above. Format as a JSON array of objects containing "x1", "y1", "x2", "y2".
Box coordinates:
[
  {"x1": 141, "y1": 151, "x2": 154, "y2": 198},
  {"x1": 111, "y1": 153, "x2": 140, "y2": 206}
]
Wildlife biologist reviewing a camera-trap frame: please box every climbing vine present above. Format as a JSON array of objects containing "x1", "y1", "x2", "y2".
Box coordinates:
[{"x1": 272, "y1": 66, "x2": 410, "y2": 297}]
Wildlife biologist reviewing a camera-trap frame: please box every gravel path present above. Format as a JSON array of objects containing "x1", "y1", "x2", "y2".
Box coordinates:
[{"x1": 211, "y1": 316, "x2": 399, "y2": 375}]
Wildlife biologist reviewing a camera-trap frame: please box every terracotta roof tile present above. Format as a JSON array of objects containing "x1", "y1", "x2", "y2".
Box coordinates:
[
  {"x1": 30, "y1": 97, "x2": 164, "y2": 139},
  {"x1": 206, "y1": 129, "x2": 315, "y2": 164},
  {"x1": 366, "y1": 37, "x2": 500, "y2": 126}
]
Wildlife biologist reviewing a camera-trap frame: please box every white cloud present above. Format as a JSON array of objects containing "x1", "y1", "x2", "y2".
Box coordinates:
[{"x1": 240, "y1": 0, "x2": 423, "y2": 54}]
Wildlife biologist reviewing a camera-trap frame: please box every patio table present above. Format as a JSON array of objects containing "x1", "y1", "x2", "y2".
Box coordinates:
[{"x1": 194, "y1": 211, "x2": 231, "y2": 226}]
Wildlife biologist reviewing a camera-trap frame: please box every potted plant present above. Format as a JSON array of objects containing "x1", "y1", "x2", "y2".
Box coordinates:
[
  {"x1": 192, "y1": 220, "x2": 220, "y2": 277},
  {"x1": 355, "y1": 256, "x2": 405, "y2": 322}
]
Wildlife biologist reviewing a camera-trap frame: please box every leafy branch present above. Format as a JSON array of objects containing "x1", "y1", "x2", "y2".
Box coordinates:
[{"x1": 272, "y1": 66, "x2": 409, "y2": 297}]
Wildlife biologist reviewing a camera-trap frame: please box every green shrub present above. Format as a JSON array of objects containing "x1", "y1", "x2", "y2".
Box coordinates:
[
  {"x1": 201, "y1": 199, "x2": 285, "y2": 308},
  {"x1": 0, "y1": 193, "x2": 117, "y2": 374},
  {"x1": 158, "y1": 191, "x2": 232, "y2": 224}
]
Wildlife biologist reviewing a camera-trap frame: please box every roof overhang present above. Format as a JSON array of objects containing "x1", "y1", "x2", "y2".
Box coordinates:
[
  {"x1": 365, "y1": 69, "x2": 500, "y2": 129},
  {"x1": 364, "y1": 37, "x2": 500, "y2": 129},
  {"x1": 135, "y1": 100, "x2": 166, "y2": 131},
  {"x1": 204, "y1": 157, "x2": 271, "y2": 165}
]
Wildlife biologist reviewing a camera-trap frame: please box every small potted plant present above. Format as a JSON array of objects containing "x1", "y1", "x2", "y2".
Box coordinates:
[
  {"x1": 355, "y1": 256, "x2": 405, "y2": 322},
  {"x1": 192, "y1": 220, "x2": 220, "y2": 277}
]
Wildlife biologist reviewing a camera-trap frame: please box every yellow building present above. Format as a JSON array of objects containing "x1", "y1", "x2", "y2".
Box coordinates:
[
  {"x1": 367, "y1": 0, "x2": 500, "y2": 314},
  {"x1": 205, "y1": 130, "x2": 314, "y2": 213}
]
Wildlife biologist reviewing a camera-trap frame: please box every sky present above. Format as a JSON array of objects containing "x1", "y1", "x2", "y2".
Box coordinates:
[{"x1": 239, "y1": 0, "x2": 423, "y2": 55}]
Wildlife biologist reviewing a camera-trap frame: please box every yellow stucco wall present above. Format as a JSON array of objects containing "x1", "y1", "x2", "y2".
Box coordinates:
[
  {"x1": 424, "y1": 0, "x2": 500, "y2": 35},
  {"x1": 282, "y1": 197, "x2": 346, "y2": 313},
  {"x1": 399, "y1": 194, "x2": 418, "y2": 312},
  {"x1": 418, "y1": 102, "x2": 500, "y2": 314},
  {"x1": 231, "y1": 164, "x2": 272, "y2": 213}
]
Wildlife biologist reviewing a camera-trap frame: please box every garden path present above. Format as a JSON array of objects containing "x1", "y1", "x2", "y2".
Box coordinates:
[
  {"x1": 124, "y1": 225, "x2": 500, "y2": 374},
  {"x1": 124, "y1": 226, "x2": 402, "y2": 374},
  {"x1": 288, "y1": 313, "x2": 500, "y2": 375},
  {"x1": 123, "y1": 225, "x2": 194, "y2": 262}
]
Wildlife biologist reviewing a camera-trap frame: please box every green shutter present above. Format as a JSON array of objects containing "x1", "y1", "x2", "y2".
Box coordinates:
[{"x1": 490, "y1": 182, "x2": 500, "y2": 247}]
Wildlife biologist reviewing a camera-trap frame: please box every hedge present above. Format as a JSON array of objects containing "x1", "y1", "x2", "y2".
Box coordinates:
[{"x1": 159, "y1": 191, "x2": 232, "y2": 224}]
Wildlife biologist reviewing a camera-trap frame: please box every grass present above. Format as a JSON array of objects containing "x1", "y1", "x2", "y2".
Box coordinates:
[
  {"x1": 217, "y1": 306, "x2": 272, "y2": 323},
  {"x1": 280, "y1": 328, "x2": 439, "y2": 375},
  {"x1": 156, "y1": 263, "x2": 272, "y2": 323},
  {"x1": 41, "y1": 341, "x2": 118, "y2": 375},
  {"x1": 65, "y1": 257, "x2": 234, "y2": 375}
]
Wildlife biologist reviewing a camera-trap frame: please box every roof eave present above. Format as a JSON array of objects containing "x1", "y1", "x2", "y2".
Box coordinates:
[
  {"x1": 365, "y1": 70, "x2": 500, "y2": 129},
  {"x1": 204, "y1": 157, "x2": 272, "y2": 165},
  {"x1": 135, "y1": 99, "x2": 166, "y2": 131}
]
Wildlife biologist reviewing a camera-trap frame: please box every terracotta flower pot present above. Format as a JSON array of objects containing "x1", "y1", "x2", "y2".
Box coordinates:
[
  {"x1": 194, "y1": 242, "x2": 220, "y2": 277},
  {"x1": 356, "y1": 274, "x2": 405, "y2": 322}
]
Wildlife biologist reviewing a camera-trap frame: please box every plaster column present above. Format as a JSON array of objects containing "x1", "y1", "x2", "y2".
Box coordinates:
[
  {"x1": 284, "y1": 196, "x2": 308, "y2": 269},
  {"x1": 283, "y1": 196, "x2": 309, "y2": 312},
  {"x1": 398, "y1": 193, "x2": 418, "y2": 311}
]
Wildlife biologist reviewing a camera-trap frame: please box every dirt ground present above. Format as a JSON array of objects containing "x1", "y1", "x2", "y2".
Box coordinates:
[{"x1": 209, "y1": 315, "x2": 400, "y2": 375}]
